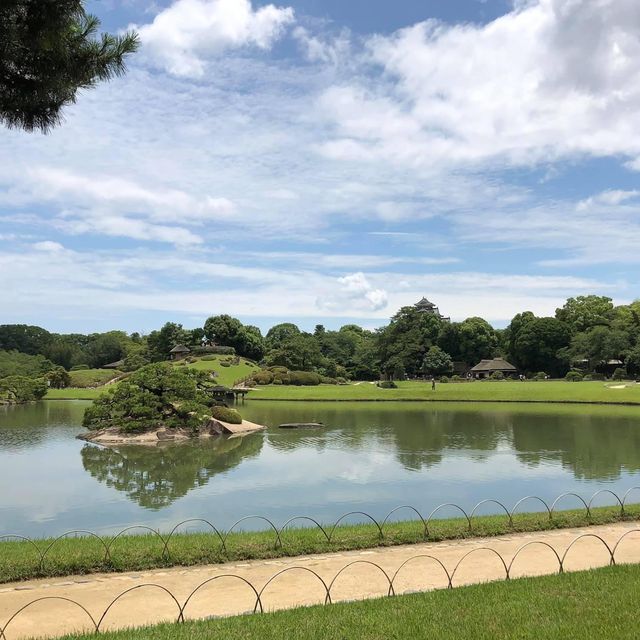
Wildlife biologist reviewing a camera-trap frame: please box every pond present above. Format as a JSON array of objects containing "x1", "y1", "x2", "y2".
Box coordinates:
[{"x1": 2, "y1": 400, "x2": 640, "y2": 537}]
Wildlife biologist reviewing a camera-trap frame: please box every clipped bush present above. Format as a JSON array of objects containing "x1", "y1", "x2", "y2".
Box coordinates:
[
  {"x1": 589, "y1": 372, "x2": 605, "y2": 381},
  {"x1": 534, "y1": 371, "x2": 547, "y2": 381},
  {"x1": 272, "y1": 378, "x2": 283, "y2": 385},
  {"x1": 439, "y1": 376, "x2": 450, "y2": 383},
  {"x1": 490, "y1": 371, "x2": 505, "y2": 380},
  {"x1": 210, "y1": 406, "x2": 243, "y2": 424},
  {"x1": 336, "y1": 377, "x2": 348, "y2": 385},
  {"x1": 70, "y1": 364, "x2": 90, "y2": 371},
  {"x1": 377, "y1": 380, "x2": 397, "y2": 389},
  {"x1": 288, "y1": 371, "x2": 322, "y2": 386},
  {"x1": 200, "y1": 355, "x2": 217, "y2": 361},
  {"x1": 321, "y1": 376, "x2": 338, "y2": 385},
  {"x1": 253, "y1": 371, "x2": 274, "y2": 385},
  {"x1": 451, "y1": 375, "x2": 463, "y2": 382},
  {"x1": 565, "y1": 370, "x2": 583, "y2": 382},
  {"x1": 220, "y1": 361, "x2": 231, "y2": 367}
]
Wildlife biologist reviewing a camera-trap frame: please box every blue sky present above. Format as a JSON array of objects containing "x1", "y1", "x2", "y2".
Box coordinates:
[{"x1": 1, "y1": 0, "x2": 639, "y2": 334}]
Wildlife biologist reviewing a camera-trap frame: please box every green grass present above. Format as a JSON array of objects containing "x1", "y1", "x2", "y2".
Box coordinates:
[
  {"x1": 45, "y1": 387, "x2": 106, "y2": 400},
  {"x1": 68, "y1": 369, "x2": 123, "y2": 388},
  {"x1": 1, "y1": 504, "x2": 637, "y2": 584},
  {"x1": 251, "y1": 380, "x2": 640, "y2": 404},
  {"x1": 59, "y1": 563, "x2": 640, "y2": 640},
  {"x1": 183, "y1": 356, "x2": 259, "y2": 387},
  {"x1": 45, "y1": 358, "x2": 260, "y2": 400}
]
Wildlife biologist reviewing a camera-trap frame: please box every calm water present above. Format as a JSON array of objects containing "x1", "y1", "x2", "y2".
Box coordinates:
[{"x1": 2, "y1": 400, "x2": 640, "y2": 537}]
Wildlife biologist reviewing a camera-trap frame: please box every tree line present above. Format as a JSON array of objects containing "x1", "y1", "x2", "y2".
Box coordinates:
[{"x1": 1, "y1": 295, "x2": 640, "y2": 383}]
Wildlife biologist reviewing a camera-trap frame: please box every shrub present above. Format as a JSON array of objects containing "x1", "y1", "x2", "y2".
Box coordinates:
[
  {"x1": 200, "y1": 355, "x2": 217, "y2": 361},
  {"x1": 583, "y1": 374, "x2": 593, "y2": 381},
  {"x1": 272, "y1": 378, "x2": 283, "y2": 385},
  {"x1": 321, "y1": 376, "x2": 338, "y2": 385},
  {"x1": 439, "y1": 376, "x2": 450, "y2": 383},
  {"x1": 47, "y1": 366, "x2": 71, "y2": 389},
  {"x1": 451, "y1": 375, "x2": 463, "y2": 382},
  {"x1": 490, "y1": 371, "x2": 505, "y2": 380},
  {"x1": 377, "y1": 380, "x2": 397, "y2": 389},
  {"x1": 336, "y1": 377, "x2": 348, "y2": 385},
  {"x1": 612, "y1": 367, "x2": 627, "y2": 381},
  {"x1": 210, "y1": 406, "x2": 242, "y2": 424},
  {"x1": 535, "y1": 371, "x2": 547, "y2": 381},
  {"x1": 288, "y1": 371, "x2": 322, "y2": 386},
  {"x1": 589, "y1": 372, "x2": 606, "y2": 381},
  {"x1": 253, "y1": 371, "x2": 274, "y2": 385},
  {"x1": 70, "y1": 364, "x2": 90, "y2": 371},
  {"x1": 565, "y1": 370, "x2": 583, "y2": 382},
  {"x1": 220, "y1": 361, "x2": 231, "y2": 367}
]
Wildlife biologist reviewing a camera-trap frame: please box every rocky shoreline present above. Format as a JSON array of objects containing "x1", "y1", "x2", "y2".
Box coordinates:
[{"x1": 78, "y1": 417, "x2": 267, "y2": 445}]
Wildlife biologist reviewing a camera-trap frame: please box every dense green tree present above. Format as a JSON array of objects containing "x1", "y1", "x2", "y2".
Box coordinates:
[
  {"x1": 46, "y1": 366, "x2": 71, "y2": 389},
  {"x1": 0, "y1": 1, "x2": 138, "y2": 132},
  {"x1": 265, "y1": 323, "x2": 301, "y2": 349},
  {"x1": 512, "y1": 317, "x2": 571, "y2": 375},
  {"x1": 0, "y1": 350, "x2": 54, "y2": 378},
  {"x1": 455, "y1": 317, "x2": 498, "y2": 365},
  {"x1": 203, "y1": 315, "x2": 265, "y2": 360},
  {"x1": 422, "y1": 346, "x2": 454, "y2": 376},
  {"x1": 85, "y1": 331, "x2": 129, "y2": 368},
  {"x1": 147, "y1": 323, "x2": 189, "y2": 361},
  {"x1": 378, "y1": 306, "x2": 442, "y2": 377},
  {"x1": 566, "y1": 326, "x2": 631, "y2": 370},
  {"x1": 83, "y1": 363, "x2": 217, "y2": 433},
  {"x1": 626, "y1": 345, "x2": 640, "y2": 376},
  {"x1": 555, "y1": 296, "x2": 614, "y2": 333},
  {"x1": 0, "y1": 324, "x2": 52, "y2": 355},
  {"x1": 503, "y1": 311, "x2": 536, "y2": 361}
]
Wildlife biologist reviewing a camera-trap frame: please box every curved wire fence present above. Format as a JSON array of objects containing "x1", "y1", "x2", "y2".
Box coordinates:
[
  {"x1": 1, "y1": 528, "x2": 639, "y2": 640},
  {"x1": 1, "y1": 487, "x2": 640, "y2": 575}
]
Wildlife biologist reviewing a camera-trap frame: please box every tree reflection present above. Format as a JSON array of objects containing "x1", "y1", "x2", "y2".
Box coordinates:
[{"x1": 81, "y1": 435, "x2": 263, "y2": 509}]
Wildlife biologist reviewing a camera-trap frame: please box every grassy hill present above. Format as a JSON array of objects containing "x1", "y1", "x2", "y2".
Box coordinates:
[{"x1": 179, "y1": 355, "x2": 261, "y2": 387}]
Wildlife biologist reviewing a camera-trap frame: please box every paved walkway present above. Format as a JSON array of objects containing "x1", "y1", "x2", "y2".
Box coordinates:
[{"x1": 1, "y1": 522, "x2": 639, "y2": 639}]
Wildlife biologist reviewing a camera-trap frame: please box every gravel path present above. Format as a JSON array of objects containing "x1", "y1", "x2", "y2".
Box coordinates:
[{"x1": 1, "y1": 522, "x2": 639, "y2": 639}]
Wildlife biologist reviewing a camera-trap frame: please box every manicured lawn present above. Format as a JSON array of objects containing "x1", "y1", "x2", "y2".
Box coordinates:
[
  {"x1": 252, "y1": 380, "x2": 640, "y2": 404},
  {"x1": 59, "y1": 563, "x2": 640, "y2": 640},
  {"x1": 68, "y1": 369, "x2": 122, "y2": 388},
  {"x1": 45, "y1": 387, "x2": 105, "y2": 400},
  {"x1": 182, "y1": 356, "x2": 260, "y2": 387},
  {"x1": 0, "y1": 504, "x2": 636, "y2": 583},
  {"x1": 45, "y1": 358, "x2": 260, "y2": 399}
]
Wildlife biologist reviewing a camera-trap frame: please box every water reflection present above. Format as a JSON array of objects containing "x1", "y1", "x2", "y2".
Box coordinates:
[
  {"x1": 80, "y1": 436, "x2": 263, "y2": 509},
  {"x1": 3, "y1": 401, "x2": 640, "y2": 534}
]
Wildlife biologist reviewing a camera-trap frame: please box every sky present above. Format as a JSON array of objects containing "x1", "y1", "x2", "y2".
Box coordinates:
[{"x1": 1, "y1": 0, "x2": 640, "y2": 334}]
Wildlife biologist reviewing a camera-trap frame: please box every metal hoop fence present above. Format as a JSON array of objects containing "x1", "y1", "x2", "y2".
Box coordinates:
[
  {"x1": 1, "y1": 528, "x2": 639, "y2": 640},
  {"x1": 1, "y1": 487, "x2": 639, "y2": 577}
]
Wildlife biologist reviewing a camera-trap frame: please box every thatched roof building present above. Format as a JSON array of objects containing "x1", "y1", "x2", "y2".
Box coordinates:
[
  {"x1": 169, "y1": 344, "x2": 190, "y2": 360},
  {"x1": 469, "y1": 357, "x2": 517, "y2": 379}
]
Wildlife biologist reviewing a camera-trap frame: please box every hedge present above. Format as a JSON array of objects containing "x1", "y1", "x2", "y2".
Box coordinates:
[{"x1": 210, "y1": 406, "x2": 243, "y2": 424}]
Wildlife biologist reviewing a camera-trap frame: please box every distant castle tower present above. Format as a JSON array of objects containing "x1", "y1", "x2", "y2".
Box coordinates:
[{"x1": 414, "y1": 297, "x2": 450, "y2": 322}]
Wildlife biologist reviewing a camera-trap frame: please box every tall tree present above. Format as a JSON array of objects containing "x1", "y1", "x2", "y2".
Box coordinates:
[
  {"x1": 555, "y1": 296, "x2": 614, "y2": 333},
  {"x1": 0, "y1": 1, "x2": 138, "y2": 132}
]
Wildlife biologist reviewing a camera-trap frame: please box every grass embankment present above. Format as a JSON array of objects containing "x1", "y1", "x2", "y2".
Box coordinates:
[
  {"x1": 59, "y1": 563, "x2": 640, "y2": 640},
  {"x1": 252, "y1": 380, "x2": 640, "y2": 404},
  {"x1": 1, "y1": 504, "x2": 637, "y2": 584},
  {"x1": 45, "y1": 358, "x2": 259, "y2": 400},
  {"x1": 182, "y1": 356, "x2": 260, "y2": 387}
]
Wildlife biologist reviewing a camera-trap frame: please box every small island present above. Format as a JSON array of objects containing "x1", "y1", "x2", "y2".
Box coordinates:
[{"x1": 79, "y1": 362, "x2": 265, "y2": 445}]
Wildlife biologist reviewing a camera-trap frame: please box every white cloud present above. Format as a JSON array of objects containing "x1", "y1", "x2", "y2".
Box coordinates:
[
  {"x1": 317, "y1": 272, "x2": 389, "y2": 312},
  {"x1": 318, "y1": 0, "x2": 640, "y2": 169},
  {"x1": 135, "y1": 0, "x2": 295, "y2": 77},
  {"x1": 576, "y1": 189, "x2": 640, "y2": 211},
  {"x1": 32, "y1": 241, "x2": 65, "y2": 252}
]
